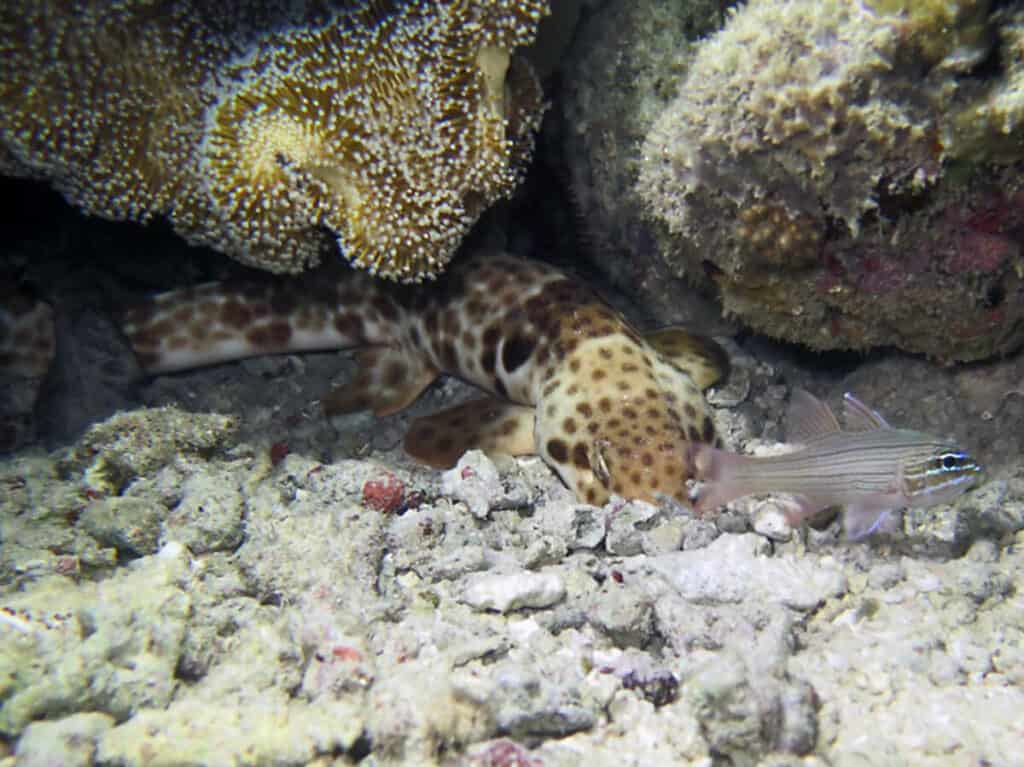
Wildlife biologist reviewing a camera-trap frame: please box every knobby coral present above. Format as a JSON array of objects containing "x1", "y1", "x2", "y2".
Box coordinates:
[
  {"x1": 0, "y1": 0, "x2": 548, "y2": 280},
  {"x1": 633, "y1": 0, "x2": 1024, "y2": 362}
]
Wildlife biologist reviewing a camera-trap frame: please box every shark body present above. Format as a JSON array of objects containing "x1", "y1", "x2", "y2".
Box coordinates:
[{"x1": 122, "y1": 253, "x2": 729, "y2": 506}]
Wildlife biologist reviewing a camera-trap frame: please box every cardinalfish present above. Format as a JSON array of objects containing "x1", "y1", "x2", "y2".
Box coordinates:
[{"x1": 692, "y1": 388, "x2": 982, "y2": 539}]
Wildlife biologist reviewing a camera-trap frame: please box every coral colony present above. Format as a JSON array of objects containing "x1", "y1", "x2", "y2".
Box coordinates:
[
  {"x1": 638, "y1": 0, "x2": 1024, "y2": 361},
  {"x1": 0, "y1": 0, "x2": 548, "y2": 280}
]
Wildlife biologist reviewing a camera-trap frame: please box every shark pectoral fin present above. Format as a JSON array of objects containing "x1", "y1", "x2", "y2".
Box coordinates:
[
  {"x1": 642, "y1": 327, "x2": 730, "y2": 390},
  {"x1": 842, "y1": 504, "x2": 894, "y2": 541},
  {"x1": 322, "y1": 348, "x2": 437, "y2": 417},
  {"x1": 404, "y1": 398, "x2": 536, "y2": 469}
]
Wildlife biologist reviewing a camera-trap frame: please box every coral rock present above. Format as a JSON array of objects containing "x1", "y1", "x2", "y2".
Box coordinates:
[
  {"x1": 0, "y1": 0, "x2": 548, "y2": 280},
  {"x1": 631, "y1": 0, "x2": 1024, "y2": 361}
]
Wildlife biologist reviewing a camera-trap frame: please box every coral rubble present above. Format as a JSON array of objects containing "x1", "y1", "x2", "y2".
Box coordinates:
[
  {"x1": 1, "y1": 383, "x2": 1022, "y2": 764},
  {"x1": 0, "y1": 0, "x2": 548, "y2": 280},
  {"x1": 620, "y1": 0, "x2": 1024, "y2": 361}
]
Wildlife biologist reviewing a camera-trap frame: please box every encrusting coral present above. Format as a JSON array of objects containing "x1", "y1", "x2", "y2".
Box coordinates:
[
  {"x1": 0, "y1": 0, "x2": 548, "y2": 281},
  {"x1": 634, "y1": 0, "x2": 1024, "y2": 362}
]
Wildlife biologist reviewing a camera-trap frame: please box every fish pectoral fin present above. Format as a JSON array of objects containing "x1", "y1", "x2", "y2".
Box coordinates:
[
  {"x1": 842, "y1": 504, "x2": 895, "y2": 541},
  {"x1": 404, "y1": 398, "x2": 536, "y2": 469},
  {"x1": 322, "y1": 347, "x2": 438, "y2": 417},
  {"x1": 642, "y1": 327, "x2": 729, "y2": 390}
]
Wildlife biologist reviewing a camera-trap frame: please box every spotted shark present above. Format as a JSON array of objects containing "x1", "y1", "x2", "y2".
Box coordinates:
[{"x1": 121, "y1": 253, "x2": 729, "y2": 506}]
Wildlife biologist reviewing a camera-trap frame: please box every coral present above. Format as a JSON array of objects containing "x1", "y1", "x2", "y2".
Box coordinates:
[
  {"x1": 866, "y1": 0, "x2": 994, "y2": 67},
  {"x1": 638, "y1": 0, "x2": 956, "y2": 238},
  {"x1": 735, "y1": 203, "x2": 822, "y2": 268},
  {"x1": 60, "y1": 406, "x2": 240, "y2": 494},
  {"x1": 948, "y1": 6, "x2": 1024, "y2": 163},
  {"x1": 630, "y1": 0, "x2": 1024, "y2": 361},
  {"x1": 0, "y1": 0, "x2": 548, "y2": 280}
]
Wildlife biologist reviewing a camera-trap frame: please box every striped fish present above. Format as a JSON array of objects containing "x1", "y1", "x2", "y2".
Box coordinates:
[{"x1": 692, "y1": 389, "x2": 982, "y2": 539}]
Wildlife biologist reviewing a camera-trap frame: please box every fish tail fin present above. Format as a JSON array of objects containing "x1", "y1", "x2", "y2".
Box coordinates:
[{"x1": 691, "y1": 445, "x2": 750, "y2": 516}]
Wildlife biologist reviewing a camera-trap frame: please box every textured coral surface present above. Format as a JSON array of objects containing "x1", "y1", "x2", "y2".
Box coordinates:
[
  {"x1": 627, "y1": 0, "x2": 1024, "y2": 361},
  {"x1": 0, "y1": 0, "x2": 548, "y2": 280}
]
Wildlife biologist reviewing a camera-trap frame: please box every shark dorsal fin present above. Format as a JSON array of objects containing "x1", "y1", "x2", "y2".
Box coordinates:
[
  {"x1": 842, "y1": 392, "x2": 891, "y2": 431},
  {"x1": 643, "y1": 327, "x2": 730, "y2": 390},
  {"x1": 786, "y1": 388, "x2": 841, "y2": 444}
]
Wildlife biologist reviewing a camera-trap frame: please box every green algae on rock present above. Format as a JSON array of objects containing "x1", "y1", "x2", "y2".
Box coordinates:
[
  {"x1": 59, "y1": 406, "x2": 239, "y2": 494},
  {"x1": 0, "y1": 544, "x2": 191, "y2": 736},
  {"x1": 635, "y1": 0, "x2": 1024, "y2": 362}
]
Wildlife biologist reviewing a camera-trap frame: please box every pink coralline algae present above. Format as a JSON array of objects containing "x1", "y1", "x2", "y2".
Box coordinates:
[
  {"x1": 854, "y1": 254, "x2": 909, "y2": 297},
  {"x1": 471, "y1": 738, "x2": 543, "y2": 767},
  {"x1": 940, "y1": 192, "x2": 1024, "y2": 275},
  {"x1": 947, "y1": 230, "x2": 1016, "y2": 274},
  {"x1": 361, "y1": 472, "x2": 407, "y2": 514}
]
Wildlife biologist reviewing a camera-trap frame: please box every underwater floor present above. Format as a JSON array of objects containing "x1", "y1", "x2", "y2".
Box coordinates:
[{"x1": 2, "y1": 329, "x2": 1023, "y2": 767}]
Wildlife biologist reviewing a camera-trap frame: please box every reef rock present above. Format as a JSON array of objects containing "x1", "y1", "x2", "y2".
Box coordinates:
[
  {"x1": 553, "y1": 0, "x2": 729, "y2": 326},
  {"x1": 565, "y1": 0, "x2": 1024, "y2": 362}
]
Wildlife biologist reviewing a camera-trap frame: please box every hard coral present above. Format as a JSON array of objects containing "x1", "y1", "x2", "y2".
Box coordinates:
[
  {"x1": 736, "y1": 203, "x2": 822, "y2": 268},
  {"x1": 639, "y1": 0, "x2": 950, "y2": 237},
  {"x1": 0, "y1": 0, "x2": 548, "y2": 280},
  {"x1": 633, "y1": 0, "x2": 1024, "y2": 361},
  {"x1": 949, "y1": 6, "x2": 1024, "y2": 163}
]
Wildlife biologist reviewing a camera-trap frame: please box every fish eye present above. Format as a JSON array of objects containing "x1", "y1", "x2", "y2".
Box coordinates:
[{"x1": 940, "y1": 453, "x2": 961, "y2": 470}]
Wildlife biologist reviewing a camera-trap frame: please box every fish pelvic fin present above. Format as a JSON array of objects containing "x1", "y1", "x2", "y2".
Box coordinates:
[
  {"x1": 323, "y1": 347, "x2": 437, "y2": 417},
  {"x1": 841, "y1": 502, "x2": 896, "y2": 541},
  {"x1": 404, "y1": 397, "x2": 535, "y2": 468}
]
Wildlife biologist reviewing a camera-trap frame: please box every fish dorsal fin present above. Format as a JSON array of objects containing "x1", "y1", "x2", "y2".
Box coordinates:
[
  {"x1": 786, "y1": 388, "x2": 841, "y2": 444},
  {"x1": 643, "y1": 327, "x2": 730, "y2": 390},
  {"x1": 404, "y1": 397, "x2": 536, "y2": 468},
  {"x1": 842, "y1": 392, "x2": 891, "y2": 431}
]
